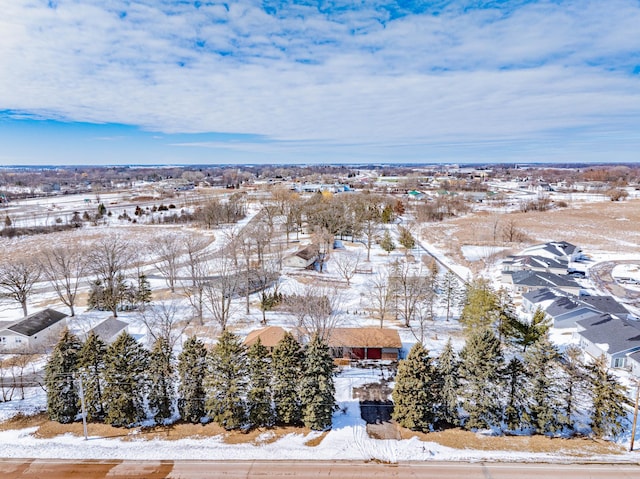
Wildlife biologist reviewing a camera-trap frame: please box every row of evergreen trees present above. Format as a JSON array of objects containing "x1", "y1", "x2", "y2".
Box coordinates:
[
  {"x1": 45, "y1": 329, "x2": 336, "y2": 431},
  {"x1": 392, "y1": 329, "x2": 628, "y2": 439}
]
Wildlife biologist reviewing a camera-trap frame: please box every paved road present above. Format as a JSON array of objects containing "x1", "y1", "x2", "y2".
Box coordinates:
[
  {"x1": 589, "y1": 260, "x2": 640, "y2": 308},
  {"x1": 1, "y1": 459, "x2": 640, "y2": 478}
]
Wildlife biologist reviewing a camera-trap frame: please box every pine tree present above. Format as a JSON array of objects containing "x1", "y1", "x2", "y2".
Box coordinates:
[
  {"x1": 206, "y1": 330, "x2": 248, "y2": 430},
  {"x1": 398, "y1": 226, "x2": 415, "y2": 251},
  {"x1": 246, "y1": 338, "x2": 275, "y2": 428},
  {"x1": 459, "y1": 279, "x2": 499, "y2": 336},
  {"x1": 102, "y1": 332, "x2": 150, "y2": 426},
  {"x1": 458, "y1": 328, "x2": 505, "y2": 430},
  {"x1": 495, "y1": 288, "x2": 517, "y2": 344},
  {"x1": 271, "y1": 332, "x2": 303, "y2": 425},
  {"x1": 522, "y1": 336, "x2": 564, "y2": 434},
  {"x1": 300, "y1": 335, "x2": 336, "y2": 430},
  {"x1": 77, "y1": 331, "x2": 107, "y2": 421},
  {"x1": 392, "y1": 342, "x2": 438, "y2": 431},
  {"x1": 504, "y1": 357, "x2": 527, "y2": 431},
  {"x1": 436, "y1": 338, "x2": 459, "y2": 427},
  {"x1": 177, "y1": 336, "x2": 208, "y2": 423},
  {"x1": 510, "y1": 308, "x2": 551, "y2": 352},
  {"x1": 560, "y1": 345, "x2": 588, "y2": 431},
  {"x1": 439, "y1": 271, "x2": 462, "y2": 322},
  {"x1": 45, "y1": 329, "x2": 82, "y2": 423},
  {"x1": 136, "y1": 273, "x2": 152, "y2": 307},
  {"x1": 379, "y1": 230, "x2": 396, "y2": 255},
  {"x1": 588, "y1": 355, "x2": 628, "y2": 439},
  {"x1": 148, "y1": 337, "x2": 175, "y2": 423}
]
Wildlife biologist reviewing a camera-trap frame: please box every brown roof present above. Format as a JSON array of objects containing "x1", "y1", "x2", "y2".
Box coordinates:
[
  {"x1": 294, "y1": 244, "x2": 318, "y2": 261},
  {"x1": 244, "y1": 326, "x2": 288, "y2": 349},
  {"x1": 327, "y1": 328, "x2": 402, "y2": 349}
]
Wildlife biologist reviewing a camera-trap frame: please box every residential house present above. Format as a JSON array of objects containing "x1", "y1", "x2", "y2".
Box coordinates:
[
  {"x1": 326, "y1": 328, "x2": 402, "y2": 361},
  {"x1": 544, "y1": 296, "x2": 602, "y2": 329},
  {"x1": 502, "y1": 255, "x2": 568, "y2": 276},
  {"x1": 283, "y1": 244, "x2": 319, "y2": 269},
  {"x1": 520, "y1": 241, "x2": 582, "y2": 263},
  {"x1": 0, "y1": 308, "x2": 68, "y2": 351},
  {"x1": 575, "y1": 314, "x2": 640, "y2": 369},
  {"x1": 243, "y1": 326, "x2": 287, "y2": 351},
  {"x1": 87, "y1": 317, "x2": 128, "y2": 344},
  {"x1": 628, "y1": 350, "x2": 640, "y2": 377},
  {"x1": 503, "y1": 270, "x2": 581, "y2": 296},
  {"x1": 521, "y1": 288, "x2": 564, "y2": 314}
]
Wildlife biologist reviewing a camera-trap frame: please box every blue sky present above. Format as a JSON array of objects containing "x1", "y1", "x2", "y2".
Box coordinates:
[{"x1": 1, "y1": 0, "x2": 639, "y2": 165}]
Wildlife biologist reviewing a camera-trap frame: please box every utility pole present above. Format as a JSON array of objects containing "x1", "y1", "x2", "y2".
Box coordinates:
[
  {"x1": 631, "y1": 380, "x2": 640, "y2": 452},
  {"x1": 77, "y1": 377, "x2": 88, "y2": 441}
]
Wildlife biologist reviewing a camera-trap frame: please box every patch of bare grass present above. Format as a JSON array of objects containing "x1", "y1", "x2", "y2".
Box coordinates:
[
  {"x1": 304, "y1": 430, "x2": 329, "y2": 447},
  {"x1": 398, "y1": 427, "x2": 624, "y2": 456}
]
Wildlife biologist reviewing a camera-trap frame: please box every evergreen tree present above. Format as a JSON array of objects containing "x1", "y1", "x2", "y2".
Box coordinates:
[
  {"x1": 77, "y1": 331, "x2": 107, "y2": 421},
  {"x1": 458, "y1": 328, "x2": 505, "y2": 430},
  {"x1": 206, "y1": 330, "x2": 248, "y2": 430},
  {"x1": 504, "y1": 357, "x2": 527, "y2": 431},
  {"x1": 379, "y1": 230, "x2": 396, "y2": 255},
  {"x1": 103, "y1": 332, "x2": 150, "y2": 426},
  {"x1": 392, "y1": 342, "x2": 438, "y2": 431},
  {"x1": 148, "y1": 337, "x2": 175, "y2": 423},
  {"x1": 439, "y1": 271, "x2": 462, "y2": 322},
  {"x1": 522, "y1": 336, "x2": 564, "y2": 434},
  {"x1": 436, "y1": 338, "x2": 459, "y2": 427},
  {"x1": 271, "y1": 332, "x2": 303, "y2": 425},
  {"x1": 45, "y1": 329, "x2": 82, "y2": 423},
  {"x1": 398, "y1": 226, "x2": 415, "y2": 251},
  {"x1": 247, "y1": 338, "x2": 275, "y2": 428},
  {"x1": 495, "y1": 288, "x2": 517, "y2": 344},
  {"x1": 177, "y1": 336, "x2": 208, "y2": 423},
  {"x1": 459, "y1": 279, "x2": 499, "y2": 336},
  {"x1": 510, "y1": 308, "x2": 551, "y2": 352},
  {"x1": 300, "y1": 335, "x2": 336, "y2": 430},
  {"x1": 588, "y1": 355, "x2": 628, "y2": 439},
  {"x1": 136, "y1": 273, "x2": 152, "y2": 307},
  {"x1": 560, "y1": 345, "x2": 588, "y2": 431}
]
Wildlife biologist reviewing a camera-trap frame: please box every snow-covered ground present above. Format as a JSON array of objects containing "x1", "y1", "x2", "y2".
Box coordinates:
[{"x1": 2, "y1": 196, "x2": 640, "y2": 462}]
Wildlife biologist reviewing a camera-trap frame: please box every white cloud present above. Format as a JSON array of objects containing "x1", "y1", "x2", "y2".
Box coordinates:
[{"x1": 1, "y1": 0, "x2": 639, "y2": 162}]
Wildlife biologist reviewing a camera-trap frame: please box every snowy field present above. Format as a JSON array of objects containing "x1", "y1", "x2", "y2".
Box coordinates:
[{"x1": 1, "y1": 192, "x2": 640, "y2": 463}]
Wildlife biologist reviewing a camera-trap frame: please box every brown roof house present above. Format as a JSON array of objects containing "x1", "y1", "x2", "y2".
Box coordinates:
[
  {"x1": 0, "y1": 308, "x2": 68, "y2": 351},
  {"x1": 282, "y1": 244, "x2": 319, "y2": 269},
  {"x1": 327, "y1": 328, "x2": 402, "y2": 361},
  {"x1": 243, "y1": 326, "x2": 288, "y2": 351}
]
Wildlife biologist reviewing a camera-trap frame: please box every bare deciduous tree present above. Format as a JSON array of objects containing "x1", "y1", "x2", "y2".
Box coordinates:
[
  {"x1": 367, "y1": 270, "x2": 394, "y2": 328},
  {"x1": 139, "y1": 300, "x2": 191, "y2": 349},
  {"x1": 332, "y1": 250, "x2": 361, "y2": 286},
  {"x1": 87, "y1": 234, "x2": 134, "y2": 318},
  {"x1": 0, "y1": 259, "x2": 41, "y2": 317},
  {"x1": 41, "y1": 245, "x2": 87, "y2": 317},
  {"x1": 284, "y1": 284, "x2": 343, "y2": 341},
  {"x1": 152, "y1": 232, "x2": 184, "y2": 293},
  {"x1": 202, "y1": 255, "x2": 241, "y2": 331},
  {"x1": 392, "y1": 260, "x2": 434, "y2": 328},
  {"x1": 181, "y1": 233, "x2": 211, "y2": 324}
]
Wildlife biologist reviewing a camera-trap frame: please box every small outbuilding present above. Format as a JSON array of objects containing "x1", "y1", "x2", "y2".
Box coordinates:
[
  {"x1": 283, "y1": 244, "x2": 319, "y2": 269},
  {"x1": 0, "y1": 308, "x2": 68, "y2": 351}
]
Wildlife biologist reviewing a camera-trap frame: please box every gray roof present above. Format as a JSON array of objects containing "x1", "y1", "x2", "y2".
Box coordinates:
[
  {"x1": 89, "y1": 317, "x2": 128, "y2": 342},
  {"x1": 579, "y1": 296, "x2": 629, "y2": 318},
  {"x1": 628, "y1": 350, "x2": 640, "y2": 364},
  {"x1": 510, "y1": 270, "x2": 579, "y2": 289},
  {"x1": 7, "y1": 309, "x2": 67, "y2": 337},
  {"x1": 508, "y1": 255, "x2": 568, "y2": 271},
  {"x1": 522, "y1": 288, "x2": 563, "y2": 304},
  {"x1": 577, "y1": 315, "x2": 640, "y2": 355},
  {"x1": 546, "y1": 296, "x2": 595, "y2": 317}
]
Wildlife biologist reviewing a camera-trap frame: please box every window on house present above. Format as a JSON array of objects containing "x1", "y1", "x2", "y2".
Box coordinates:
[
  {"x1": 15, "y1": 338, "x2": 22, "y2": 343},
  {"x1": 613, "y1": 357, "x2": 626, "y2": 368}
]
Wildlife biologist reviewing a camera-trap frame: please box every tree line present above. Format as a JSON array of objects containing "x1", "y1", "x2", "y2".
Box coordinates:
[
  {"x1": 44, "y1": 329, "x2": 336, "y2": 431},
  {"x1": 392, "y1": 279, "x2": 630, "y2": 440}
]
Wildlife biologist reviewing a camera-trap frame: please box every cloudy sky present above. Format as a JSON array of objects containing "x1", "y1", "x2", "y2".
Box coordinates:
[{"x1": 1, "y1": 0, "x2": 639, "y2": 165}]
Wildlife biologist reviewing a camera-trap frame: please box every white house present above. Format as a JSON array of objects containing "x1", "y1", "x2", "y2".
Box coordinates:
[
  {"x1": 0, "y1": 308, "x2": 68, "y2": 351},
  {"x1": 283, "y1": 244, "x2": 318, "y2": 269}
]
